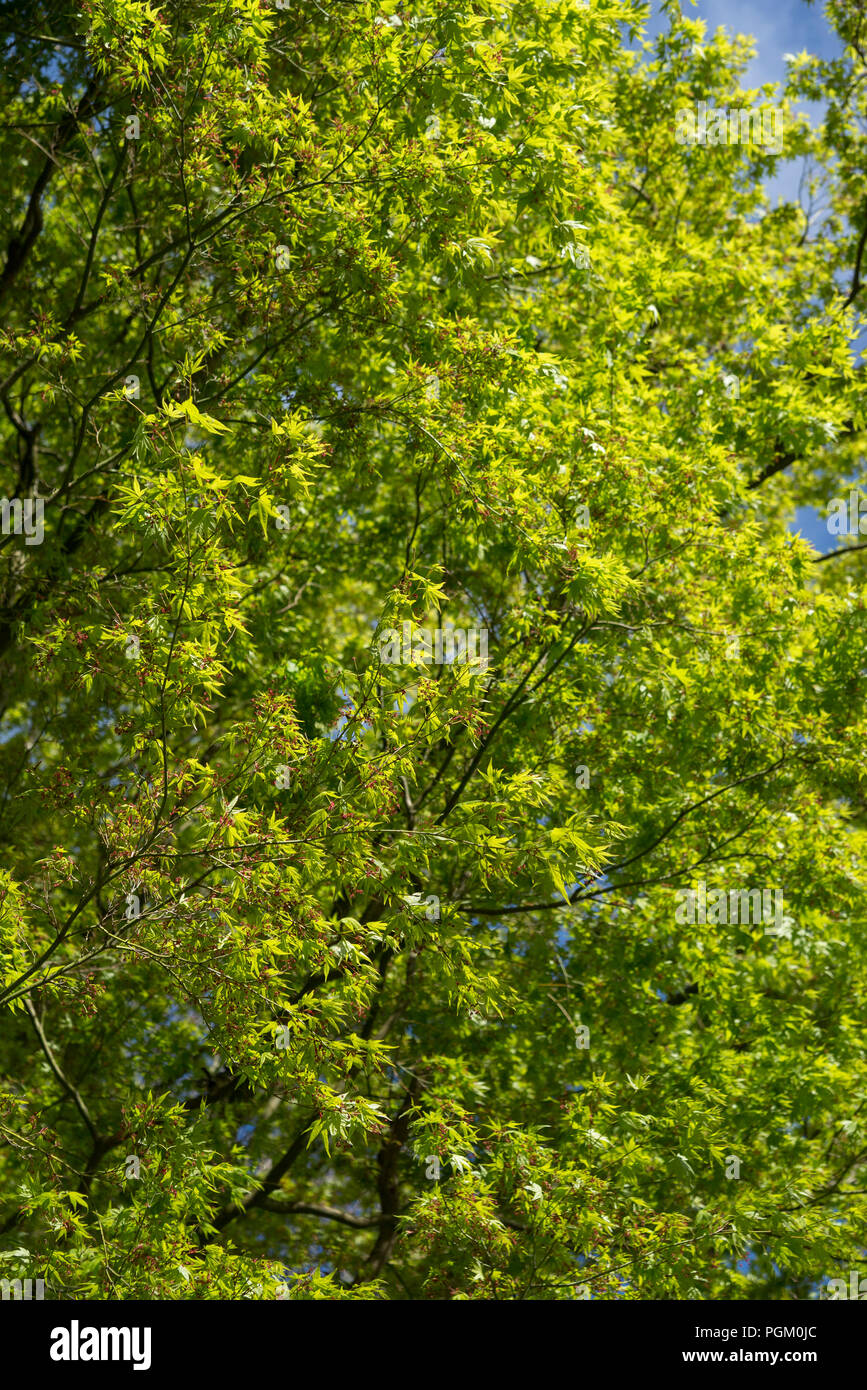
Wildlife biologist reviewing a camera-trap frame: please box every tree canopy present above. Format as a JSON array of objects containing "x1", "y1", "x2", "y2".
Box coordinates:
[{"x1": 1, "y1": 0, "x2": 866, "y2": 1301}]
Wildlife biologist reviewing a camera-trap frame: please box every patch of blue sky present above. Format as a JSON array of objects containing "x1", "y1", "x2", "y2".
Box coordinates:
[
  {"x1": 634, "y1": 2, "x2": 858, "y2": 365},
  {"x1": 791, "y1": 504, "x2": 832, "y2": 553},
  {"x1": 642, "y1": 0, "x2": 842, "y2": 207}
]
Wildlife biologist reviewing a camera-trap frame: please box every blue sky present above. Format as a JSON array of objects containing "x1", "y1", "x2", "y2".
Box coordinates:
[
  {"x1": 648, "y1": 0, "x2": 840, "y2": 94},
  {"x1": 646, "y1": 0, "x2": 840, "y2": 208},
  {"x1": 646, "y1": 2, "x2": 850, "y2": 553},
  {"x1": 671, "y1": 0, "x2": 839, "y2": 73},
  {"x1": 664, "y1": 0, "x2": 840, "y2": 206}
]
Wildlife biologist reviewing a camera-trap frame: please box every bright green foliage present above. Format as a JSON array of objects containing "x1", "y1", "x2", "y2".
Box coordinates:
[{"x1": 0, "y1": 0, "x2": 865, "y2": 1300}]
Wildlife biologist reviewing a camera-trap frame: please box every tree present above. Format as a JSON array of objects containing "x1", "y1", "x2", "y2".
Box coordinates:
[{"x1": 0, "y1": 0, "x2": 865, "y2": 1301}]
